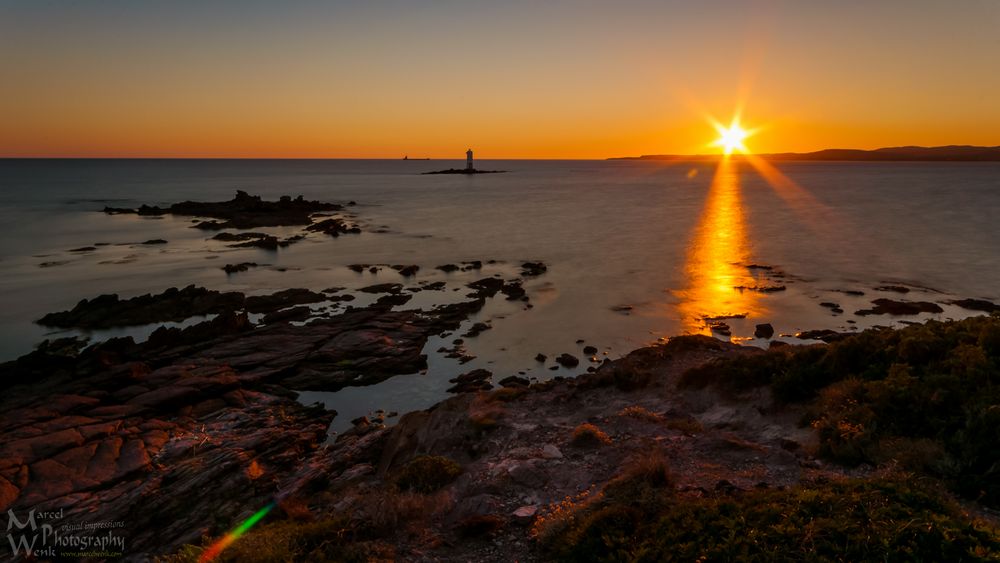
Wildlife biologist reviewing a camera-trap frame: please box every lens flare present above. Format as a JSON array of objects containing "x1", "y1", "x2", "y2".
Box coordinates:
[
  {"x1": 712, "y1": 119, "x2": 751, "y2": 155},
  {"x1": 198, "y1": 502, "x2": 275, "y2": 562}
]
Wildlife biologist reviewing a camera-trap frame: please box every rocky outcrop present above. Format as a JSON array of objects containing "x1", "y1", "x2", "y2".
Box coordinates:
[
  {"x1": 104, "y1": 191, "x2": 343, "y2": 229},
  {"x1": 222, "y1": 262, "x2": 259, "y2": 274},
  {"x1": 855, "y1": 298, "x2": 944, "y2": 316},
  {"x1": 754, "y1": 323, "x2": 774, "y2": 339},
  {"x1": 0, "y1": 285, "x2": 509, "y2": 557},
  {"x1": 36, "y1": 286, "x2": 246, "y2": 329},
  {"x1": 35, "y1": 286, "x2": 334, "y2": 329},
  {"x1": 950, "y1": 298, "x2": 1000, "y2": 313},
  {"x1": 305, "y1": 218, "x2": 362, "y2": 237}
]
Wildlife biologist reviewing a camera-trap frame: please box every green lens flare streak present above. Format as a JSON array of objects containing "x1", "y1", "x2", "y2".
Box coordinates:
[{"x1": 198, "y1": 502, "x2": 275, "y2": 562}]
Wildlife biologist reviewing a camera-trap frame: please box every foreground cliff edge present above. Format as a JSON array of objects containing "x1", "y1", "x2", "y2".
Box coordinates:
[{"x1": 3, "y1": 311, "x2": 999, "y2": 561}]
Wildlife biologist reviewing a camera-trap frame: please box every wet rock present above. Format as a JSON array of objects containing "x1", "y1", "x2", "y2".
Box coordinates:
[
  {"x1": 520, "y1": 262, "x2": 547, "y2": 277},
  {"x1": 499, "y1": 376, "x2": 529, "y2": 388},
  {"x1": 374, "y1": 293, "x2": 413, "y2": 309},
  {"x1": 222, "y1": 262, "x2": 258, "y2": 274},
  {"x1": 228, "y1": 234, "x2": 281, "y2": 250},
  {"x1": 855, "y1": 299, "x2": 944, "y2": 316},
  {"x1": 832, "y1": 289, "x2": 865, "y2": 296},
  {"x1": 447, "y1": 369, "x2": 493, "y2": 393},
  {"x1": 102, "y1": 206, "x2": 134, "y2": 214},
  {"x1": 261, "y1": 306, "x2": 313, "y2": 324},
  {"x1": 463, "y1": 322, "x2": 491, "y2": 338},
  {"x1": 501, "y1": 281, "x2": 526, "y2": 301},
  {"x1": 244, "y1": 289, "x2": 326, "y2": 314},
  {"x1": 348, "y1": 264, "x2": 370, "y2": 273},
  {"x1": 754, "y1": 323, "x2": 774, "y2": 339},
  {"x1": 582, "y1": 345, "x2": 598, "y2": 355},
  {"x1": 359, "y1": 283, "x2": 403, "y2": 294},
  {"x1": 212, "y1": 231, "x2": 270, "y2": 242},
  {"x1": 555, "y1": 353, "x2": 579, "y2": 368},
  {"x1": 467, "y1": 277, "x2": 504, "y2": 299},
  {"x1": 795, "y1": 329, "x2": 848, "y2": 342},
  {"x1": 437, "y1": 264, "x2": 460, "y2": 273},
  {"x1": 146, "y1": 311, "x2": 252, "y2": 350},
  {"x1": 113, "y1": 191, "x2": 344, "y2": 229},
  {"x1": 393, "y1": 265, "x2": 420, "y2": 277},
  {"x1": 734, "y1": 285, "x2": 786, "y2": 293},
  {"x1": 875, "y1": 285, "x2": 910, "y2": 293},
  {"x1": 709, "y1": 321, "x2": 731, "y2": 336},
  {"x1": 305, "y1": 217, "x2": 361, "y2": 237},
  {"x1": 69, "y1": 246, "x2": 97, "y2": 252},
  {"x1": 37, "y1": 285, "x2": 246, "y2": 329},
  {"x1": 704, "y1": 313, "x2": 747, "y2": 321},
  {"x1": 534, "y1": 353, "x2": 547, "y2": 363},
  {"x1": 950, "y1": 298, "x2": 1000, "y2": 313},
  {"x1": 141, "y1": 239, "x2": 168, "y2": 245}
]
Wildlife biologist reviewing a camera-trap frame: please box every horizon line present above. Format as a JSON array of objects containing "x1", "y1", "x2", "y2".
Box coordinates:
[{"x1": 2, "y1": 144, "x2": 1000, "y2": 162}]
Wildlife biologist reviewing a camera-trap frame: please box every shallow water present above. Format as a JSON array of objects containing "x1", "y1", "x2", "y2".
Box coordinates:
[{"x1": 2, "y1": 158, "x2": 998, "y2": 431}]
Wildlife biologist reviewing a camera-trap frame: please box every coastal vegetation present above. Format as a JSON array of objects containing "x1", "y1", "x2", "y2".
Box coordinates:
[
  {"x1": 680, "y1": 313, "x2": 1000, "y2": 507},
  {"x1": 537, "y1": 474, "x2": 1000, "y2": 562}
]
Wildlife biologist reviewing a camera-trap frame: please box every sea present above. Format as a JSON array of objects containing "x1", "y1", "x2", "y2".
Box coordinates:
[{"x1": 2, "y1": 158, "x2": 998, "y2": 431}]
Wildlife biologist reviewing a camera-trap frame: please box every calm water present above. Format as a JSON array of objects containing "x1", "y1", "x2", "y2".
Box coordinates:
[{"x1": 2, "y1": 159, "x2": 999, "y2": 431}]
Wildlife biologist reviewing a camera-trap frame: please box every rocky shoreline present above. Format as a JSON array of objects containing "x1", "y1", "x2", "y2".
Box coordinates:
[
  {"x1": 6, "y1": 298, "x2": 1000, "y2": 560},
  {"x1": 3, "y1": 192, "x2": 999, "y2": 561}
]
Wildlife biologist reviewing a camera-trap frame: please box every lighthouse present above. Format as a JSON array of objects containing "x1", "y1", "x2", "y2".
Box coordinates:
[{"x1": 466, "y1": 148, "x2": 474, "y2": 171}]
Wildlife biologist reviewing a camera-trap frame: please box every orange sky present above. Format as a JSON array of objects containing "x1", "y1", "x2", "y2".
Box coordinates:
[{"x1": 2, "y1": 1, "x2": 999, "y2": 159}]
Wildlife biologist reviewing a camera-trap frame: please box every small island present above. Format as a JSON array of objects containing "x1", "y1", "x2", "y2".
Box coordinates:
[{"x1": 424, "y1": 148, "x2": 506, "y2": 174}]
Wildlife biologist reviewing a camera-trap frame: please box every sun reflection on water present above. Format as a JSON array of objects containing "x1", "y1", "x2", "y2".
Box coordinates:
[{"x1": 675, "y1": 156, "x2": 765, "y2": 335}]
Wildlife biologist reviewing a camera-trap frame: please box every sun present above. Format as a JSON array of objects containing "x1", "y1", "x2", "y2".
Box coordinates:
[{"x1": 713, "y1": 120, "x2": 750, "y2": 155}]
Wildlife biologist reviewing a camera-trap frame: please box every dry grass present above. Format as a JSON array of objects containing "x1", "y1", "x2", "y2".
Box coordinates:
[
  {"x1": 486, "y1": 386, "x2": 527, "y2": 403},
  {"x1": 570, "y1": 423, "x2": 612, "y2": 448},
  {"x1": 392, "y1": 455, "x2": 463, "y2": 493},
  {"x1": 617, "y1": 405, "x2": 663, "y2": 422},
  {"x1": 362, "y1": 488, "x2": 454, "y2": 533},
  {"x1": 530, "y1": 487, "x2": 598, "y2": 544},
  {"x1": 663, "y1": 415, "x2": 704, "y2": 435}
]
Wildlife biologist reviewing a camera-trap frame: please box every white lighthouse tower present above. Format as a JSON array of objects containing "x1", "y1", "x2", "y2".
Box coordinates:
[{"x1": 466, "y1": 148, "x2": 474, "y2": 171}]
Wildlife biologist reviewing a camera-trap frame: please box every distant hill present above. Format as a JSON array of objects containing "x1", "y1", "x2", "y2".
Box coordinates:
[{"x1": 611, "y1": 145, "x2": 1000, "y2": 162}]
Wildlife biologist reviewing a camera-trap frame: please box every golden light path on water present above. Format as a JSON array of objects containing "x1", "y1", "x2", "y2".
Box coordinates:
[{"x1": 675, "y1": 155, "x2": 765, "y2": 334}]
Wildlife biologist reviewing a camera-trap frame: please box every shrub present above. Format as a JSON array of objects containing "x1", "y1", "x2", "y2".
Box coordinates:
[
  {"x1": 392, "y1": 455, "x2": 462, "y2": 493},
  {"x1": 487, "y1": 387, "x2": 527, "y2": 402},
  {"x1": 570, "y1": 423, "x2": 612, "y2": 448},
  {"x1": 157, "y1": 518, "x2": 392, "y2": 563},
  {"x1": 616, "y1": 405, "x2": 663, "y2": 422},
  {"x1": 541, "y1": 477, "x2": 1000, "y2": 562},
  {"x1": 678, "y1": 315, "x2": 1000, "y2": 507},
  {"x1": 607, "y1": 357, "x2": 654, "y2": 390},
  {"x1": 602, "y1": 450, "x2": 674, "y2": 506},
  {"x1": 468, "y1": 401, "x2": 506, "y2": 432}
]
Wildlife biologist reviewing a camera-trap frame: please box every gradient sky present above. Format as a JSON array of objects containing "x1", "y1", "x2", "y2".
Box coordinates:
[{"x1": 2, "y1": 0, "x2": 999, "y2": 158}]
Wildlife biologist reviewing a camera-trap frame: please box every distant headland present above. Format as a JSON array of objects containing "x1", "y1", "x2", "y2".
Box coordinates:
[{"x1": 610, "y1": 145, "x2": 1000, "y2": 162}]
